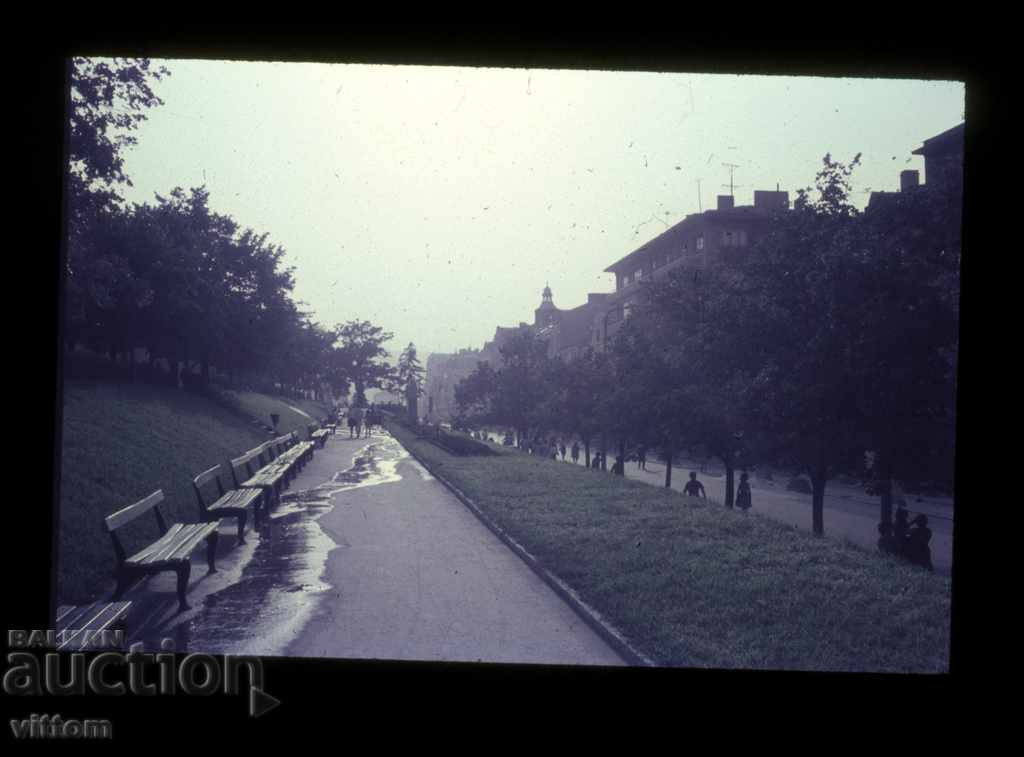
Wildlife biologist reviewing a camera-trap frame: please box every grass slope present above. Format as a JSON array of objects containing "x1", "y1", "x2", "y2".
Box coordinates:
[
  {"x1": 220, "y1": 390, "x2": 330, "y2": 438},
  {"x1": 58, "y1": 380, "x2": 269, "y2": 603},
  {"x1": 389, "y1": 423, "x2": 951, "y2": 672}
]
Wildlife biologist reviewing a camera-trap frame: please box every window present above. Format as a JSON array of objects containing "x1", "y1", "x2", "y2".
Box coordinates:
[
  {"x1": 623, "y1": 273, "x2": 632, "y2": 286},
  {"x1": 623, "y1": 302, "x2": 633, "y2": 320},
  {"x1": 634, "y1": 268, "x2": 643, "y2": 281},
  {"x1": 696, "y1": 235, "x2": 705, "y2": 250}
]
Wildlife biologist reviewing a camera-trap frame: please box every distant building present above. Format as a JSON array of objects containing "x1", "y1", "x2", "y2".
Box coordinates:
[
  {"x1": 597, "y1": 190, "x2": 789, "y2": 346},
  {"x1": 868, "y1": 122, "x2": 964, "y2": 211}
]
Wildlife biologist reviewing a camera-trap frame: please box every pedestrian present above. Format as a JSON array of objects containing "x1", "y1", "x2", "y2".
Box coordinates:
[
  {"x1": 905, "y1": 514, "x2": 935, "y2": 571},
  {"x1": 571, "y1": 441, "x2": 580, "y2": 464},
  {"x1": 560, "y1": 441, "x2": 567, "y2": 461},
  {"x1": 736, "y1": 471, "x2": 752, "y2": 512},
  {"x1": 350, "y1": 404, "x2": 364, "y2": 439},
  {"x1": 683, "y1": 471, "x2": 706, "y2": 499},
  {"x1": 347, "y1": 408, "x2": 358, "y2": 438},
  {"x1": 638, "y1": 446, "x2": 647, "y2": 471}
]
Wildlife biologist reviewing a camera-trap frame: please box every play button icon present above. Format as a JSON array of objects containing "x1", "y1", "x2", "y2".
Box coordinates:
[{"x1": 250, "y1": 686, "x2": 281, "y2": 718}]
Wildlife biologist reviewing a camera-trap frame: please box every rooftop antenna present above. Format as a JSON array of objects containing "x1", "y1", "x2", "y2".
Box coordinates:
[{"x1": 721, "y1": 162, "x2": 741, "y2": 197}]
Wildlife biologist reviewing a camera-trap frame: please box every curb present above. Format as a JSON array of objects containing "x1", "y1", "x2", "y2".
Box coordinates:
[{"x1": 392, "y1": 425, "x2": 658, "y2": 668}]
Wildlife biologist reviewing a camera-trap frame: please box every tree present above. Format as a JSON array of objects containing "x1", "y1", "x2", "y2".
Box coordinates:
[
  {"x1": 392, "y1": 343, "x2": 426, "y2": 406},
  {"x1": 68, "y1": 57, "x2": 171, "y2": 193},
  {"x1": 65, "y1": 58, "x2": 170, "y2": 360},
  {"x1": 454, "y1": 327, "x2": 553, "y2": 445},
  {"x1": 716, "y1": 154, "x2": 869, "y2": 534},
  {"x1": 333, "y1": 321, "x2": 395, "y2": 406},
  {"x1": 853, "y1": 179, "x2": 960, "y2": 521}
]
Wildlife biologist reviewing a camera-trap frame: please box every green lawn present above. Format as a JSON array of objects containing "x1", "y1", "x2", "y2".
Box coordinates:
[
  {"x1": 57, "y1": 380, "x2": 275, "y2": 603},
  {"x1": 219, "y1": 390, "x2": 330, "y2": 439},
  {"x1": 388, "y1": 423, "x2": 951, "y2": 672}
]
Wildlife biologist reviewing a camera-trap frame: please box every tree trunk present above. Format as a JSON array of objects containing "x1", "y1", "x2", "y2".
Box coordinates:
[
  {"x1": 664, "y1": 449, "x2": 673, "y2": 488},
  {"x1": 600, "y1": 432, "x2": 607, "y2": 471},
  {"x1": 617, "y1": 438, "x2": 626, "y2": 476},
  {"x1": 584, "y1": 440, "x2": 591, "y2": 468},
  {"x1": 128, "y1": 346, "x2": 135, "y2": 383},
  {"x1": 810, "y1": 467, "x2": 827, "y2": 536},
  {"x1": 878, "y1": 453, "x2": 894, "y2": 527},
  {"x1": 722, "y1": 454, "x2": 735, "y2": 508}
]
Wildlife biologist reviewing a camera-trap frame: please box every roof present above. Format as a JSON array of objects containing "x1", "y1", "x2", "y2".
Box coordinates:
[
  {"x1": 912, "y1": 122, "x2": 965, "y2": 157},
  {"x1": 604, "y1": 206, "x2": 774, "y2": 273}
]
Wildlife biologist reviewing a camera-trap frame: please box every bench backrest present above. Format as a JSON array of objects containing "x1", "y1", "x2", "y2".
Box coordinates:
[
  {"x1": 105, "y1": 489, "x2": 165, "y2": 533},
  {"x1": 192, "y1": 463, "x2": 229, "y2": 515},
  {"x1": 104, "y1": 489, "x2": 168, "y2": 564},
  {"x1": 228, "y1": 448, "x2": 263, "y2": 487}
]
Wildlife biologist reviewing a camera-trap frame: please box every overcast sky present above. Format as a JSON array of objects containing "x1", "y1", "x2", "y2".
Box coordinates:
[{"x1": 114, "y1": 60, "x2": 964, "y2": 361}]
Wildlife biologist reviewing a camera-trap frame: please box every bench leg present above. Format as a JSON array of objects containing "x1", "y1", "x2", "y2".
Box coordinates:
[
  {"x1": 236, "y1": 511, "x2": 247, "y2": 545},
  {"x1": 206, "y1": 531, "x2": 219, "y2": 574},
  {"x1": 113, "y1": 568, "x2": 137, "y2": 601},
  {"x1": 175, "y1": 563, "x2": 192, "y2": 612}
]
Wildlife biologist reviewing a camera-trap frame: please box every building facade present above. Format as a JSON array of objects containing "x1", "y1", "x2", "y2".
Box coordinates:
[{"x1": 421, "y1": 122, "x2": 962, "y2": 422}]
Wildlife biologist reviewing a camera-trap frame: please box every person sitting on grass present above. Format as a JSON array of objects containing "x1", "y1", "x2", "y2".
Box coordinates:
[
  {"x1": 683, "y1": 471, "x2": 706, "y2": 498},
  {"x1": 905, "y1": 514, "x2": 935, "y2": 572}
]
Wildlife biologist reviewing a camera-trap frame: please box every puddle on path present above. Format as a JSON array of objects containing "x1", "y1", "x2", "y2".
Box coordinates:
[{"x1": 156, "y1": 433, "x2": 410, "y2": 655}]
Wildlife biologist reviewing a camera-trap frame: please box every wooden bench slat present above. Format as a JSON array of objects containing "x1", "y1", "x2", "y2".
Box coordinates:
[
  {"x1": 105, "y1": 490, "x2": 164, "y2": 532},
  {"x1": 165, "y1": 522, "x2": 220, "y2": 563},
  {"x1": 56, "y1": 601, "x2": 131, "y2": 651},
  {"x1": 126, "y1": 523, "x2": 188, "y2": 565},
  {"x1": 209, "y1": 488, "x2": 262, "y2": 512}
]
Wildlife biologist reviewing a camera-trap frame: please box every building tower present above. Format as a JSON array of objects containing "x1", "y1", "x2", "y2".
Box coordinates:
[{"x1": 534, "y1": 283, "x2": 558, "y2": 329}]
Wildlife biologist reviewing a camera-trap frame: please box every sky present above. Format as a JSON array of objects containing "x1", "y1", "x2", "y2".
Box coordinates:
[{"x1": 113, "y1": 60, "x2": 965, "y2": 361}]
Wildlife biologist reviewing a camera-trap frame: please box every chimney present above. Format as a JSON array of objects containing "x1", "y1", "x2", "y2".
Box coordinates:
[
  {"x1": 717, "y1": 195, "x2": 734, "y2": 211},
  {"x1": 754, "y1": 190, "x2": 789, "y2": 210},
  {"x1": 900, "y1": 169, "x2": 920, "y2": 192}
]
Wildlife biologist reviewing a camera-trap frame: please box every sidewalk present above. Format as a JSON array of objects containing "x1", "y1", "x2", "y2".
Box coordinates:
[{"x1": 285, "y1": 431, "x2": 627, "y2": 665}]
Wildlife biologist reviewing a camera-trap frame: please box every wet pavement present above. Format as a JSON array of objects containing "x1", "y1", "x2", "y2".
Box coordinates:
[{"x1": 134, "y1": 430, "x2": 625, "y2": 666}]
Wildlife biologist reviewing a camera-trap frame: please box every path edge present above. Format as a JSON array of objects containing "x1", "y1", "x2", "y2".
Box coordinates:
[{"x1": 395, "y1": 430, "x2": 658, "y2": 668}]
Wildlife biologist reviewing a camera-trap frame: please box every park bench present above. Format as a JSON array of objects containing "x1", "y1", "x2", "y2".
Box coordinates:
[
  {"x1": 229, "y1": 442, "x2": 292, "y2": 512},
  {"x1": 55, "y1": 600, "x2": 132, "y2": 651},
  {"x1": 278, "y1": 432, "x2": 313, "y2": 467},
  {"x1": 104, "y1": 490, "x2": 220, "y2": 612},
  {"x1": 192, "y1": 462, "x2": 264, "y2": 544},
  {"x1": 261, "y1": 432, "x2": 312, "y2": 487},
  {"x1": 309, "y1": 422, "x2": 331, "y2": 448}
]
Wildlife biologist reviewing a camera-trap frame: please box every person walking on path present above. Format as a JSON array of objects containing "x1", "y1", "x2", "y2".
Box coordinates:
[
  {"x1": 683, "y1": 471, "x2": 706, "y2": 499},
  {"x1": 349, "y1": 404, "x2": 365, "y2": 439},
  {"x1": 364, "y1": 405, "x2": 373, "y2": 436},
  {"x1": 637, "y1": 446, "x2": 647, "y2": 471},
  {"x1": 560, "y1": 441, "x2": 567, "y2": 461},
  {"x1": 736, "y1": 471, "x2": 752, "y2": 512},
  {"x1": 571, "y1": 441, "x2": 580, "y2": 464}
]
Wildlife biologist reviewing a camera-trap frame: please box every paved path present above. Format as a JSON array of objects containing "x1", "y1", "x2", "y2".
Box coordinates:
[{"x1": 283, "y1": 431, "x2": 626, "y2": 665}]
